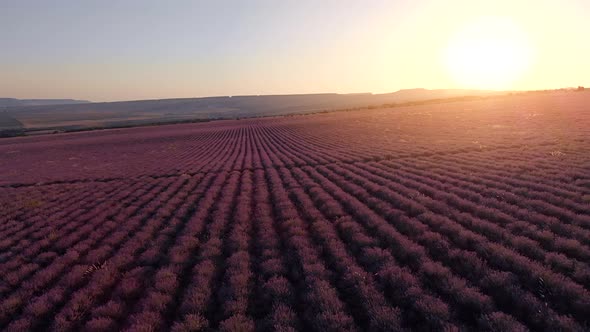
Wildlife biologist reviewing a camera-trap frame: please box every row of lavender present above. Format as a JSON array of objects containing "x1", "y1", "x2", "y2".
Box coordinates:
[
  {"x1": 1, "y1": 154, "x2": 588, "y2": 330},
  {"x1": 1, "y1": 93, "x2": 589, "y2": 330},
  {"x1": 3, "y1": 92, "x2": 588, "y2": 186}
]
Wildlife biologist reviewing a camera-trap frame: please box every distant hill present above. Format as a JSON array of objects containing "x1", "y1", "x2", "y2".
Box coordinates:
[
  {"x1": 0, "y1": 98, "x2": 90, "y2": 107},
  {"x1": 0, "y1": 89, "x2": 504, "y2": 136},
  {"x1": 375, "y1": 88, "x2": 495, "y2": 102}
]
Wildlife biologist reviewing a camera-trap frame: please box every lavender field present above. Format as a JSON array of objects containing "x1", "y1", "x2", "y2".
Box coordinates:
[{"x1": 0, "y1": 92, "x2": 589, "y2": 331}]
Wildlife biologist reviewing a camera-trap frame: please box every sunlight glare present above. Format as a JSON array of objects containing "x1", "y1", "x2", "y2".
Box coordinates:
[{"x1": 444, "y1": 16, "x2": 534, "y2": 90}]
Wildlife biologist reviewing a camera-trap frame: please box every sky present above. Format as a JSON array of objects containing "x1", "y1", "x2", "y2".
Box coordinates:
[{"x1": 1, "y1": 0, "x2": 589, "y2": 102}]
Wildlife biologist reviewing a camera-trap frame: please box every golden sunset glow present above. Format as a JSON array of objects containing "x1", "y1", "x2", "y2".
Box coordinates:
[
  {"x1": 443, "y1": 16, "x2": 534, "y2": 90},
  {"x1": 1, "y1": 0, "x2": 588, "y2": 101}
]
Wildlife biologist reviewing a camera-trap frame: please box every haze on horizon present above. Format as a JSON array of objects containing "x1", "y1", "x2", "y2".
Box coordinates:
[{"x1": 1, "y1": 0, "x2": 589, "y2": 102}]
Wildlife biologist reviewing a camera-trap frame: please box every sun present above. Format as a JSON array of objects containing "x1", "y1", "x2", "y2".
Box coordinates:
[{"x1": 443, "y1": 16, "x2": 534, "y2": 90}]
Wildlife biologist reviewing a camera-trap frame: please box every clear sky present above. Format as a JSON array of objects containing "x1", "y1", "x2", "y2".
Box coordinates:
[{"x1": 1, "y1": 0, "x2": 589, "y2": 101}]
